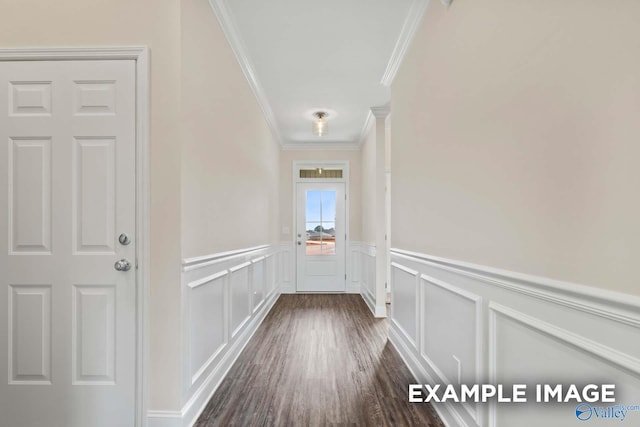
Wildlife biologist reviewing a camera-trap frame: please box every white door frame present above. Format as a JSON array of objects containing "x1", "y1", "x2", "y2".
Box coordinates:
[
  {"x1": 292, "y1": 160, "x2": 350, "y2": 292},
  {"x1": 0, "y1": 46, "x2": 150, "y2": 427}
]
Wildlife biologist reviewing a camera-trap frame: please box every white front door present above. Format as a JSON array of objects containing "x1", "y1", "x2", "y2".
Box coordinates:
[
  {"x1": 0, "y1": 59, "x2": 137, "y2": 427},
  {"x1": 296, "y1": 182, "x2": 346, "y2": 292}
]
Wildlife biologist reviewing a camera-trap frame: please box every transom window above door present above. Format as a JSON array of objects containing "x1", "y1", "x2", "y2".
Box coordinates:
[{"x1": 299, "y1": 168, "x2": 343, "y2": 179}]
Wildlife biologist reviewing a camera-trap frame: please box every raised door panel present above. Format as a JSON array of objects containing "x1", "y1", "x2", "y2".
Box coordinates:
[
  {"x1": 72, "y1": 138, "x2": 116, "y2": 254},
  {"x1": 8, "y1": 285, "x2": 52, "y2": 384},
  {"x1": 8, "y1": 138, "x2": 52, "y2": 254},
  {"x1": 72, "y1": 285, "x2": 116, "y2": 384}
]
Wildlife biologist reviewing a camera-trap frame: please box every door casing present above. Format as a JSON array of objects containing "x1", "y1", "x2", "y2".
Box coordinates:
[
  {"x1": 292, "y1": 161, "x2": 350, "y2": 292},
  {"x1": 0, "y1": 46, "x2": 150, "y2": 427}
]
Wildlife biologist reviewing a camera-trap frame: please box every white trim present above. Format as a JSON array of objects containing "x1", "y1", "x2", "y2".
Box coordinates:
[
  {"x1": 356, "y1": 110, "x2": 375, "y2": 148},
  {"x1": 380, "y1": 0, "x2": 430, "y2": 86},
  {"x1": 488, "y1": 302, "x2": 640, "y2": 427},
  {"x1": 147, "y1": 411, "x2": 182, "y2": 427},
  {"x1": 0, "y1": 46, "x2": 149, "y2": 61},
  {"x1": 390, "y1": 261, "x2": 418, "y2": 276},
  {"x1": 391, "y1": 248, "x2": 640, "y2": 327},
  {"x1": 229, "y1": 261, "x2": 252, "y2": 274},
  {"x1": 187, "y1": 271, "x2": 229, "y2": 289},
  {"x1": 374, "y1": 305, "x2": 387, "y2": 317},
  {"x1": 182, "y1": 245, "x2": 270, "y2": 271},
  {"x1": 206, "y1": 0, "x2": 282, "y2": 145},
  {"x1": 361, "y1": 287, "x2": 376, "y2": 316},
  {"x1": 0, "y1": 46, "x2": 150, "y2": 427},
  {"x1": 420, "y1": 273, "x2": 483, "y2": 424},
  {"x1": 390, "y1": 248, "x2": 640, "y2": 427},
  {"x1": 370, "y1": 104, "x2": 391, "y2": 119},
  {"x1": 489, "y1": 302, "x2": 640, "y2": 376}
]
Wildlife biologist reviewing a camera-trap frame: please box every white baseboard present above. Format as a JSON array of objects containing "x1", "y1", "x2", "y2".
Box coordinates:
[
  {"x1": 147, "y1": 411, "x2": 182, "y2": 427},
  {"x1": 361, "y1": 287, "x2": 375, "y2": 316},
  {"x1": 280, "y1": 282, "x2": 295, "y2": 294},
  {"x1": 374, "y1": 304, "x2": 387, "y2": 318}
]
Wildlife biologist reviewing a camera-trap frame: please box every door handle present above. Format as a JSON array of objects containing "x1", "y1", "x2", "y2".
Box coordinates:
[{"x1": 114, "y1": 258, "x2": 132, "y2": 272}]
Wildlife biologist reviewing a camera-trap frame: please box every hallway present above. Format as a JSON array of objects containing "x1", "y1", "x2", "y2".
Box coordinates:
[{"x1": 194, "y1": 295, "x2": 443, "y2": 426}]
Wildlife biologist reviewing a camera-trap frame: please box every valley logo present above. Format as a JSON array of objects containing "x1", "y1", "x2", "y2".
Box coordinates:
[{"x1": 575, "y1": 403, "x2": 640, "y2": 422}]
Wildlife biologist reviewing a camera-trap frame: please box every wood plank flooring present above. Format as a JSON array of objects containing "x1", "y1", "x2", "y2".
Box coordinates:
[{"x1": 195, "y1": 294, "x2": 444, "y2": 427}]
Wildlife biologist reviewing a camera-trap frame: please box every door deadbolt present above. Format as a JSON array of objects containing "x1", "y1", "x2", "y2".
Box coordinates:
[{"x1": 118, "y1": 233, "x2": 131, "y2": 246}]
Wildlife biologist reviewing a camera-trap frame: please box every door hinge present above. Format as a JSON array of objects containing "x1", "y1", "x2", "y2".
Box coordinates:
[
  {"x1": 345, "y1": 233, "x2": 347, "y2": 241},
  {"x1": 345, "y1": 274, "x2": 347, "y2": 280},
  {"x1": 345, "y1": 194, "x2": 347, "y2": 200}
]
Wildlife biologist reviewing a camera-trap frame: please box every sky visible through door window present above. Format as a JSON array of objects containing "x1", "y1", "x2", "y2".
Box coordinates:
[{"x1": 306, "y1": 190, "x2": 336, "y2": 255}]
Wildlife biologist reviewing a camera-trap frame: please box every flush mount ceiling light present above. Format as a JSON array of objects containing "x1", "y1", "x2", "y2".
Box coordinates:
[{"x1": 312, "y1": 111, "x2": 328, "y2": 136}]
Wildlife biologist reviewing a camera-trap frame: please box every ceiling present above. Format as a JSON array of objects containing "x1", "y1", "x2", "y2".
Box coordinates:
[{"x1": 210, "y1": 0, "x2": 427, "y2": 149}]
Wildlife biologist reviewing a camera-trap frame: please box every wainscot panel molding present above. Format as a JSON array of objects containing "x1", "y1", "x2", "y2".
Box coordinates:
[
  {"x1": 347, "y1": 241, "x2": 363, "y2": 294},
  {"x1": 352, "y1": 242, "x2": 377, "y2": 316},
  {"x1": 388, "y1": 248, "x2": 640, "y2": 427},
  {"x1": 148, "y1": 244, "x2": 284, "y2": 427},
  {"x1": 279, "y1": 242, "x2": 295, "y2": 293}
]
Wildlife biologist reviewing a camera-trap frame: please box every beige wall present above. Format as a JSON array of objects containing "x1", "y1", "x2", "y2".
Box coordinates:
[
  {"x1": 391, "y1": 0, "x2": 640, "y2": 295},
  {"x1": 181, "y1": 0, "x2": 280, "y2": 259},
  {"x1": 360, "y1": 127, "x2": 377, "y2": 245},
  {"x1": 0, "y1": 0, "x2": 183, "y2": 409},
  {"x1": 279, "y1": 150, "x2": 361, "y2": 242}
]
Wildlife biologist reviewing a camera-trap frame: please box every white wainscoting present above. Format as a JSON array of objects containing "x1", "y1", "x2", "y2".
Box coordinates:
[
  {"x1": 279, "y1": 242, "x2": 295, "y2": 294},
  {"x1": 148, "y1": 244, "x2": 287, "y2": 427},
  {"x1": 389, "y1": 248, "x2": 640, "y2": 427},
  {"x1": 351, "y1": 242, "x2": 377, "y2": 315}
]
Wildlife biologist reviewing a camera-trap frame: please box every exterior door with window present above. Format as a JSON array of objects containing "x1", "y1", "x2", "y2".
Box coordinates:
[{"x1": 296, "y1": 182, "x2": 346, "y2": 292}]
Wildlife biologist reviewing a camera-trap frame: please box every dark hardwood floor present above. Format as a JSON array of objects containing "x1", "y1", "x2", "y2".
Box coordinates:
[{"x1": 195, "y1": 294, "x2": 444, "y2": 427}]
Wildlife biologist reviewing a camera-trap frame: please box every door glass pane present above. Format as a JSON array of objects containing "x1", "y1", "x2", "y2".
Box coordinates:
[
  {"x1": 305, "y1": 190, "x2": 336, "y2": 256},
  {"x1": 305, "y1": 191, "x2": 322, "y2": 222}
]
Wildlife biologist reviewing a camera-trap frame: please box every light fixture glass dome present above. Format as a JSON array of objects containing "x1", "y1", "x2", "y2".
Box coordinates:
[{"x1": 313, "y1": 112, "x2": 328, "y2": 136}]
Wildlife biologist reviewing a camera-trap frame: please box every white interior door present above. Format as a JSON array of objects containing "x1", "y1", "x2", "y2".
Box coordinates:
[
  {"x1": 0, "y1": 59, "x2": 137, "y2": 427},
  {"x1": 296, "y1": 182, "x2": 346, "y2": 292}
]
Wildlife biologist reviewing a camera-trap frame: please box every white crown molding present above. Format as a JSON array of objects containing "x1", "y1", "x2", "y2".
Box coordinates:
[
  {"x1": 370, "y1": 104, "x2": 391, "y2": 119},
  {"x1": 380, "y1": 0, "x2": 430, "y2": 86},
  {"x1": 356, "y1": 110, "x2": 375, "y2": 147},
  {"x1": 207, "y1": 0, "x2": 283, "y2": 145}
]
